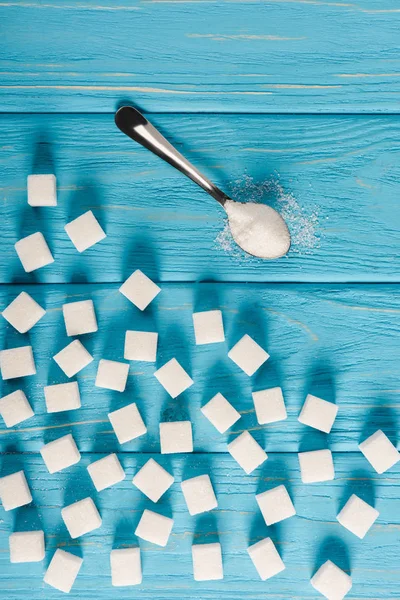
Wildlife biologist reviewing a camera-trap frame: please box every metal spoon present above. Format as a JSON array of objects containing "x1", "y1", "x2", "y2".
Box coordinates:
[{"x1": 115, "y1": 106, "x2": 291, "y2": 258}]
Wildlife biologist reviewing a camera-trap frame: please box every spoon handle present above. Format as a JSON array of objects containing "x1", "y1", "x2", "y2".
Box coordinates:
[{"x1": 115, "y1": 106, "x2": 229, "y2": 207}]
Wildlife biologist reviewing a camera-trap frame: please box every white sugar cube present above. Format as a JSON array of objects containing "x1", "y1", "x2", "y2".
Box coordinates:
[
  {"x1": 256, "y1": 485, "x2": 296, "y2": 526},
  {"x1": 0, "y1": 390, "x2": 34, "y2": 427},
  {"x1": 65, "y1": 210, "x2": 106, "y2": 253},
  {"x1": 2, "y1": 291, "x2": 46, "y2": 333},
  {"x1": 108, "y1": 403, "x2": 147, "y2": 444},
  {"x1": 62, "y1": 299, "x2": 98, "y2": 337},
  {"x1": 0, "y1": 470, "x2": 32, "y2": 511},
  {"x1": 359, "y1": 429, "x2": 400, "y2": 474},
  {"x1": 311, "y1": 560, "x2": 352, "y2": 600},
  {"x1": 132, "y1": 458, "x2": 174, "y2": 502},
  {"x1": 228, "y1": 334, "x2": 269, "y2": 376},
  {"x1": 135, "y1": 509, "x2": 173, "y2": 547},
  {"x1": 124, "y1": 330, "x2": 158, "y2": 362},
  {"x1": 9, "y1": 530, "x2": 45, "y2": 563},
  {"x1": 15, "y1": 232, "x2": 54, "y2": 273},
  {"x1": 252, "y1": 387, "x2": 287, "y2": 424},
  {"x1": 53, "y1": 339, "x2": 93, "y2": 378},
  {"x1": 201, "y1": 392, "x2": 240, "y2": 434},
  {"x1": 111, "y1": 547, "x2": 142, "y2": 587},
  {"x1": 95, "y1": 359, "x2": 129, "y2": 392},
  {"x1": 40, "y1": 434, "x2": 81, "y2": 474},
  {"x1": 181, "y1": 474, "x2": 217, "y2": 516},
  {"x1": 192, "y1": 310, "x2": 225, "y2": 345},
  {"x1": 298, "y1": 394, "x2": 338, "y2": 434},
  {"x1": 227, "y1": 431, "x2": 267, "y2": 474},
  {"x1": 247, "y1": 537, "x2": 285, "y2": 580},
  {"x1": 44, "y1": 381, "x2": 81, "y2": 413},
  {"x1": 192, "y1": 543, "x2": 223, "y2": 581},
  {"x1": 298, "y1": 449, "x2": 335, "y2": 484},
  {"x1": 0, "y1": 346, "x2": 36, "y2": 380},
  {"x1": 160, "y1": 421, "x2": 193, "y2": 454},
  {"x1": 154, "y1": 358, "x2": 193, "y2": 399},
  {"x1": 61, "y1": 497, "x2": 102, "y2": 539},
  {"x1": 88, "y1": 453, "x2": 125, "y2": 492},
  {"x1": 337, "y1": 494, "x2": 379, "y2": 539},
  {"x1": 120, "y1": 269, "x2": 161, "y2": 311},
  {"x1": 27, "y1": 174, "x2": 57, "y2": 207},
  {"x1": 44, "y1": 549, "x2": 83, "y2": 593}
]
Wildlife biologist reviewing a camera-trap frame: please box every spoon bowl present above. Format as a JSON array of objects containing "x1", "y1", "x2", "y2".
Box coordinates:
[
  {"x1": 225, "y1": 200, "x2": 291, "y2": 259},
  {"x1": 115, "y1": 106, "x2": 291, "y2": 259}
]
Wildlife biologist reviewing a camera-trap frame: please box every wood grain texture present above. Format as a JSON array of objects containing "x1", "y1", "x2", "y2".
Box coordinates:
[
  {"x1": 1, "y1": 114, "x2": 399, "y2": 284},
  {"x1": 1, "y1": 1, "x2": 400, "y2": 596},
  {"x1": 0, "y1": 453, "x2": 399, "y2": 599},
  {"x1": 1, "y1": 283, "x2": 398, "y2": 453},
  {"x1": 0, "y1": 0, "x2": 400, "y2": 113}
]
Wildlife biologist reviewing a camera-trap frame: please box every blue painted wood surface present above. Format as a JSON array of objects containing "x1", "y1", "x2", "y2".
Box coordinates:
[
  {"x1": 1, "y1": 114, "x2": 399, "y2": 283},
  {"x1": 1, "y1": 453, "x2": 399, "y2": 599},
  {"x1": 1, "y1": 0, "x2": 400, "y2": 113},
  {"x1": 0, "y1": 283, "x2": 399, "y2": 454},
  {"x1": 1, "y1": 0, "x2": 400, "y2": 597}
]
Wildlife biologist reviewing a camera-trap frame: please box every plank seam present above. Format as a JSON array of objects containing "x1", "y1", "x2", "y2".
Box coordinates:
[
  {"x1": 0, "y1": 451, "x2": 371, "y2": 456},
  {"x1": 1, "y1": 282, "x2": 399, "y2": 286},
  {"x1": 1, "y1": 112, "x2": 400, "y2": 117}
]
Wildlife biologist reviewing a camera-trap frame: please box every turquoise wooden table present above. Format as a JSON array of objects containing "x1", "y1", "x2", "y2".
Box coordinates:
[{"x1": 1, "y1": 2, "x2": 400, "y2": 598}]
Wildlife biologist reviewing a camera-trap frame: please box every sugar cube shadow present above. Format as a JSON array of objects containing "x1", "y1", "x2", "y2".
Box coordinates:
[
  {"x1": 160, "y1": 391, "x2": 190, "y2": 429},
  {"x1": 360, "y1": 405, "x2": 398, "y2": 447},
  {"x1": 249, "y1": 514, "x2": 284, "y2": 560},
  {"x1": 31, "y1": 129, "x2": 56, "y2": 175},
  {"x1": 13, "y1": 504, "x2": 43, "y2": 534},
  {"x1": 338, "y1": 468, "x2": 376, "y2": 512},
  {"x1": 63, "y1": 471, "x2": 96, "y2": 508},
  {"x1": 257, "y1": 456, "x2": 294, "y2": 499},
  {"x1": 122, "y1": 232, "x2": 160, "y2": 284},
  {"x1": 231, "y1": 302, "x2": 282, "y2": 419},
  {"x1": 302, "y1": 359, "x2": 336, "y2": 406},
  {"x1": 42, "y1": 312, "x2": 80, "y2": 446},
  {"x1": 298, "y1": 361, "x2": 336, "y2": 453},
  {"x1": 0, "y1": 444, "x2": 26, "y2": 476},
  {"x1": 223, "y1": 301, "x2": 270, "y2": 447},
  {"x1": 249, "y1": 511, "x2": 269, "y2": 546},
  {"x1": 0, "y1": 448, "x2": 43, "y2": 535},
  {"x1": 193, "y1": 283, "x2": 222, "y2": 314},
  {"x1": 313, "y1": 535, "x2": 352, "y2": 576},
  {"x1": 59, "y1": 473, "x2": 101, "y2": 556},
  {"x1": 299, "y1": 429, "x2": 330, "y2": 453},
  {"x1": 229, "y1": 302, "x2": 269, "y2": 351},
  {"x1": 193, "y1": 513, "x2": 219, "y2": 546},
  {"x1": 203, "y1": 360, "x2": 245, "y2": 420},
  {"x1": 113, "y1": 492, "x2": 173, "y2": 550},
  {"x1": 157, "y1": 321, "x2": 193, "y2": 426},
  {"x1": 181, "y1": 453, "x2": 213, "y2": 484},
  {"x1": 157, "y1": 321, "x2": 192, "y2": 377},
  {"x1": 113, "y1": 518, "x2": 141, "y2": 550},
  {"x1": 0, "y1": 322, "x2": 33, "y2": 404},
  {"x1": 45, "y1": 323, "x2": 71, "y2": 386},
  {"x1": 63, "y1": 178, "x2": 108, "y2": 283},
  {"x1": 255, "y1": 457, "x2": 292, "y2": 559},
  {"x1": 15, "y1": 129, "x2": 58, "y2": 283}
]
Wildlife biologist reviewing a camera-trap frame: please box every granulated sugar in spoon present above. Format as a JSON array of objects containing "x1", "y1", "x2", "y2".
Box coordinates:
[{"x1": 115, "y1": 107, "x2": 291, "y2": 259}]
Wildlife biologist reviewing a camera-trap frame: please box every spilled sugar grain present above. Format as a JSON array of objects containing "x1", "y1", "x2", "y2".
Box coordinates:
[{"x1": 216, "y1": 175, "x2": 320, "y2": 258}]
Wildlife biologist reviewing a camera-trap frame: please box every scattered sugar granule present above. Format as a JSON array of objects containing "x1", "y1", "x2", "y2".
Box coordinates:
[{"x1": 216, "y1": 174, "x2": 319, "y2": 257}]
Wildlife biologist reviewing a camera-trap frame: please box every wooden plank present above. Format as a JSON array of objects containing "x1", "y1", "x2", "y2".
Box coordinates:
[
  {"x1": 0, "y1": 0, "x2": 399, "y2": 113},
  {"x1": 1, "y1": 114, "x2": 399, "y2": 284},
  {"x1": 1, "y1": 283, "x2": 399, "y2": 453},
  {"x1": 0, "y1": 453, "x2": 399, "y2": 598}
]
